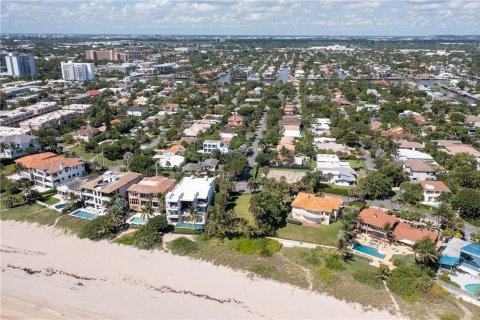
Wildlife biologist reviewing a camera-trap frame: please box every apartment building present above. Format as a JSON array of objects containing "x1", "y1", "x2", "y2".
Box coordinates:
[
  {"x1": 81, "y1": 171, "x2": 142, "y2": 210},
  {"x1": 85, "y1": 50, "x2": 140, "y2": 62},
  {"x1": 61, "y1": 104, "x2": 93, "y2": 115},
  {"x1": 0, "y1": 133, "x2": 40, "y2": 159},
  {"x1": 15, "y1": 152, "x2": 85, "y2": 189},
  {"x1": 19, "y1": 110, "x2": 77, "y2": 131},
  {"x1": 165, "y1": 176, "x2": 216, "y2": 225},
  {"x1": 0, "y1": 102, "x2": 57, "y2": 126},
  {"x1": 61, "y1": 61, "x2": 95, "y2": 81},
  {"x1": 291, "y1": 192, "x2": 343, "y2": 226},
  {"x1": 127, "y1": 176, "x2": 176, "y2": 213},
  {"x1": 5, "y1": 53, "x2": 37, "y2": 77}
]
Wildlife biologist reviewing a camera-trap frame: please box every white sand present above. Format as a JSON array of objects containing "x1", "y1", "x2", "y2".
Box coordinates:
[{"x1": 0, "y1": 221, "x2": 405, "y2": 319}]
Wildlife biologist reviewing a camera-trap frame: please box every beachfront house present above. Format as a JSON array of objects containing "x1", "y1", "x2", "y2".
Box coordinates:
[
  {"x1": 165, "y1": 176, "x2": 215, "y2": 226},
  {"x1": 127, "y1": 176, "x2": 176, "y2": 214},
  {"x1": 291, "y1": 192, "x2": 343, "y2": 226},
  {"x1": 357, "y1": 208, "x2": 399, "y2": 239},
  {"x1": 15, "y1": 152, "x2": 85, "y2": 189},
  {"x1": 81, "y1": 171, "x2": 142, "y2": 210}
]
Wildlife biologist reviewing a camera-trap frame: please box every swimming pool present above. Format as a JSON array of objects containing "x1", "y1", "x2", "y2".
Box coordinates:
[
  {"x1": 55, "y1": 203, "x2": 66, "y2": 210},
  {"x1": 129, "y1": 216, "x2": 145, "y2": 225},
  {"x1": 352, "y1": 243, "x2": 386, "y2": 259},
  {"x1": 70, "y1": 209, "x2": 97, "y2": 220},
  {"x1": 465, "y1": 284, "x2": 480, "y2": 295}
]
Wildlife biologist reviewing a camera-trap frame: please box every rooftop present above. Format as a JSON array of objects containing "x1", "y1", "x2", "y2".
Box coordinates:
[
  {"x1": 15, "y1": 152, "x2": 84, "y2": 174},
  {"x1": 166, "y1": 176, "x2": 215, "y2": 202},
  {"x1": 291, "y1": 192, "x2": 343, "y2": 212},
  {"x1": 82, "y1": 171, "x2": 142, "y2": 194},
  {"x1": 127, "y1": 176, "x2": 176, "y2": 195},
  {"x1": 358, "y1": 208, "x2": 398, "y2": 229}
]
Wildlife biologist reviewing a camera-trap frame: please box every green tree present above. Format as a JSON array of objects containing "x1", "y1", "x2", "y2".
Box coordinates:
[
  {"x1": 249, "y1": 190, "x2": 290, "y2": 235},
  {"x1": 398, "y1": 182, "x2": 423, "y2": 204},
  {"x1": 453, "y1": 188, "x2": 480, "y2": 221},
  {"x1": 413, "y1": 237, "x2": 439, "y2": 268},
  {"x1": 355, "y1": 172, "x2": 392, "y2": 200}
]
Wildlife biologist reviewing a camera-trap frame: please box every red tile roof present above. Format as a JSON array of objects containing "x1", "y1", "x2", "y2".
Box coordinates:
[
  {"x1": 393, "y1": 222, "x2": 438, "y2": 244},
  {"x1": 358, "y1": 208, "x2": 398, "y2": 229}
]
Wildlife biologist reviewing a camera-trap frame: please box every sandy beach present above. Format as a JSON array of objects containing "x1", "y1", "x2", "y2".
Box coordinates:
[{"x1": 1, "y1": 221, "x2": 404, "y2": 319}]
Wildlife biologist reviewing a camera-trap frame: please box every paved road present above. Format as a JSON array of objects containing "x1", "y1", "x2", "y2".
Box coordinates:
[
  {"x1": 236, "y1": 113, "x2": 267, "y2": 192},
  {"x1": 360, "y1": 147, "x2": 377, "y2": 171}
]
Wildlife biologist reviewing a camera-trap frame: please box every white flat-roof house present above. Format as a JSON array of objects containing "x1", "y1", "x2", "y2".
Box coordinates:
[
  {"x1": 396, "y1": 149, "x2": 436, "y2": 164},
  {"x1": 199, "y1": 140, "x2": 229, "y2": 154},
  {"x1": 165, "y1": 176, "x2": 215, "y2": 225},
  {"x1": 316, "y1": 154, "x2": 356, "y2": 186},
  {"x1": 153, "y1": 153, "x2": 185, "y2": 169}
]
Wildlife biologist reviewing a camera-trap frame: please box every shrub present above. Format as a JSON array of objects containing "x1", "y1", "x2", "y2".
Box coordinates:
[
  {"x1": 439, "y1": 314, "x2": 460, "y2": 320},
  {"x1": 134, "y1": 225, "x2": 162, "y2": 250},
  {"x1": 147, "y1": 215, "x2": 171, "y2": 233},
  {"x1": 174, "y1": 227, "x2": 203, "y2": 235},
  {"x1": 300, "y1": 249, "x2": 323, "y2": 266},
  {"x1": 229, "y1": 237, "x2": 282, "y2": 257},
  {"x1": 386, "y1": 264, "x2": 433, "y2": 299},
  {"x1": 117, "y1": 232, "x2": 136, "y2": 246},
  {"x1": 322, "y1": 187, "x2": 350, "y2": 196},
  {"x1": 78, "y1": 216, "x2": 116, "y2": 240},
  {"x1": 248, "y1": 264, "x2": 277, "y2": 278},
  {"x1": 353, "y1": 271, "x2": 383, "y2": 289},
  {"x1": 324, "y1": 254, "x2": 345, "y2": 271},
  {"x1": 317, "y1": 267, "x2": 339, "y2": 285},
  {"x1": 169, "y1": 237, "x2": 199, "y2": 256}
]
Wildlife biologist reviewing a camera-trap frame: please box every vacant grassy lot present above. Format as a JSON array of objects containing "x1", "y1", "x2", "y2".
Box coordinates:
[
  {"x1": 1, "y1": 164, "x2": 16, "y2": 176},
  {"x1": 70, "y1": 145, "x2": 123, "y2": 167},
  {"x1": 347, "y1": 159, "x2": 368, "y2": 171},
  {"x1": 0, "y1": 204, "x2": 62, "y2": 226},
  {"x1": 276, "y1": 222, "x2": 341, "y2": 246},
  {"x1": 43, "y1": 197, "x2": 60, "y2": 205},
  {"x1": 228, "y1": 193, "x2": 255, "y2": 225},
  {"x1": 55, "y1": 215, "x2": 90, "y2": 234}
]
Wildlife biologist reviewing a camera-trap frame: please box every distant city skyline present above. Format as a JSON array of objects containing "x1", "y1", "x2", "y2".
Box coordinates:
[{"x1": 1, "y1": 0, "x2": 479, "y2": 36}]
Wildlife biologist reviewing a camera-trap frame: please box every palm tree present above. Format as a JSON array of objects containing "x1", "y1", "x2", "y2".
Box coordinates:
[
  {"x1": 425, "y1": 221, "x2": 435, "y2": 231},
  {"x1": 140, "y1": 204, "x2": 155, "y2": 222},
  {"x1": 382, "y1": 222, "x2": 394, "y2": 245},
  {"x1": 376, "y1": 264, "x2": 390, "y2": 281},
  {"x1": 413, "y1": 237, "x2": 438, "y2": 267},
  {"x1": 157, "y1": 193, "x2": 166, "y2": 214},
  {"x1": 336, "y1": 237, "x2": 350, "y2": 261},
  {"x1": 247, "y1": 177, "x2": 259, "y2": 193},
  {"x1": 3, "y1": 196, "x2": 14, "y2": 209},
  {"x1": 185, "y1": 205, "x2": 203, "y2": 227}
]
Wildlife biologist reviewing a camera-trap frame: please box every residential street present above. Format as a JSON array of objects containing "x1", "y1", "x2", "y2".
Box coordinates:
[{"x1": 236, "y1": 113, "x2": 267, "y2": 192}]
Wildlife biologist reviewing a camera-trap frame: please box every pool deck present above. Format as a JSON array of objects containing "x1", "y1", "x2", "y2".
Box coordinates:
[
  {"x1": 354, "y1": 234, "x2": 414, "y2": 267},
  {"x1": 449, "y1": 272, "x2": 480, "y2": 292}
]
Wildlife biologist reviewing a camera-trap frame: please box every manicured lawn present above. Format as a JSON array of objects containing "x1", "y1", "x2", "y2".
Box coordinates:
[
  {"x1": 0, "y1": 204, "x2": 62, "y2": 226},
  {"x1": 43, "y1": 197, "x2": 60, "y2": 205},
  {"x1": 55, "y1": 215, "x2": 90, "y2": 234},
  {"x1": 391, "y1": 254, "x2": 416, "y2": 265},
  {"x1": 344, "y1": 256, "x2": 378, "y2": 273},
  {"x1": 1, "y1": 164, "x2": 16, "y2": 176},
  {"x1": 229, "y1": 193, "x2": 255, "y2": 226},
  {"x1": 70, "y1": 145, "x2": 124, "y2": 167},
  {"x1": 276, "y1": 222, "x2": 342, "y2": 246},
  {"x1": 347, "y1": 159, "x2": 367, "y2": 170}
]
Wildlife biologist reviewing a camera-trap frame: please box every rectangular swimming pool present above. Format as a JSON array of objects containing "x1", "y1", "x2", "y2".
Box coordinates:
[
  {"x1": 70, "y1": 209, "x2": 98, "y2": 220},
  {"x1": 352, "y1": 243, "x2": 386, "y2": 259},
  {"x1": 129, "y1": 216, "x2": 146, "y2": 225}
]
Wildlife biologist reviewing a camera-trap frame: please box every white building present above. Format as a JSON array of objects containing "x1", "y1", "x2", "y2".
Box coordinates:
[
  {"x1": 165, "y1": 176, "x2": 215, "y2": 225},
  {"x1": 61, "y1": 104, "x2": 93, "y2": 114},
  {"x1": 154, "y1": 153, "x2": 185, "y2": 169},
  {"x1": 61, "y1": 61, "x2": 95, "y2": 81},
  {"x1": 15, "y1": 152, "x2": 85, "y2": 189},
  {"x1": 19, "y1": 110, "x2": 77, "y2": 131},
  {"x1": 5, "y1": 53, "x2": 36, "y2": 77},
  {"x1": 417, "y1": 181, "x2": 451, "y2": 207},
  {"x1": 80, "y1": 171, "x2": 142, "y2": 210},
  {"x1": 316, "y1": 154, "x2": 356, "y2": 186},
  {"x1": 199, "y1": 140, "x2": 229, "y2": 154},
  {"x1": 0, "y1": 133, "x2": 40, "y2": 159},
  {"x1": 396, "y1": 149, "x2": 436, "y2": 164}
]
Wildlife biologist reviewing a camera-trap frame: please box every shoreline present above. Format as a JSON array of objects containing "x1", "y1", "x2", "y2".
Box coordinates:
[{"x1": 1, "y1": 220, "x2": 404, "y2": 319}]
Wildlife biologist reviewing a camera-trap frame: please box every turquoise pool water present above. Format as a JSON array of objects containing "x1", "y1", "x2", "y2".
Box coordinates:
[
  {"x1": 70, "y1": 209, "x2": 97, "y2": 220},
  {"x1": 55, "y1": 203, "x2": 66, "y2": 209},
  {"x1": 465, "y1": 284, "x2": 480, "y2": 295},
  {"x1": 352, "y1": 243, "x2": 386, "y2": 259},
  {"x1": 129, "y1": 217, "x2": 145, "y2": 225}
]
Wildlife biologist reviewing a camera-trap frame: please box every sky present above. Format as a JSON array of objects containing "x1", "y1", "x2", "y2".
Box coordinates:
[{"x1": 1, "y1": 0, "x2": 480, "y2": 36}]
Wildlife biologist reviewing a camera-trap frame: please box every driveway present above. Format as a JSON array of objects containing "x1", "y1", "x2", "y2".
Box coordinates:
[{"x1": 360, "y1": 147, "x2": 377, "y2": 171}]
